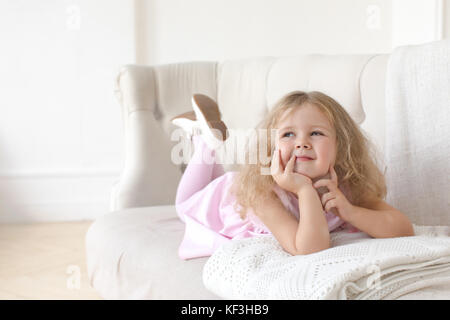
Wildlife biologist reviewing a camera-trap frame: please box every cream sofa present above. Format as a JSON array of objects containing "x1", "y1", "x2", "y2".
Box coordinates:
[{"x1": 85, "y1": 53, "x2": 425, "y2": 299}]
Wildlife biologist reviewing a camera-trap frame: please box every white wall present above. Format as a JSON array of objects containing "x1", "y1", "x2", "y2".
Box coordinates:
[
  {"x1": 0, "y1": 0, "x2": 135, "y2": 222},
  {"x1": 0, "y1": 0, "x2": 446, "y2": 223},
  {"x1": 392, "y1": 0, "x2": 445, "y2": 48},
  {"x1": 137, "y1": 0, "x2": 394, "y2": 65}
]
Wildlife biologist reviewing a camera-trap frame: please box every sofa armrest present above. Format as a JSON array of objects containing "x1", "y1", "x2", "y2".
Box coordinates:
[
  {"x1": 112, "y1": 62, "x2": 217, "y2": 210},
  {"x1": 112, "y1": 64, "x2": 182, "y2": 210}
]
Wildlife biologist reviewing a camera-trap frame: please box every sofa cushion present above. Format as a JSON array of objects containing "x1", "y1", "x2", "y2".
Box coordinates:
[{"x1": 85, "y1": 205, "x2": 219, "y2": 299}]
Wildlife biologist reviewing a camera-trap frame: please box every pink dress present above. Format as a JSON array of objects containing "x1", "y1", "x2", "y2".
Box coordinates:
[{"x1": 176, "y1": 171, "x2": 356, "y2": 260}]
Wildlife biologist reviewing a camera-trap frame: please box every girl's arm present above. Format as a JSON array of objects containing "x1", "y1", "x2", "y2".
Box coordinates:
[
  {"x1": 260, "y1": 149, "x2": 330, "y2": 255},
  {"x1": 254, "y1": 185, "x2": 330, "y2": 256},
  {"x1": 312, "y1": 166, "x2": 414, "y2": 239},
  {"x1": 344, "y1": 200, "x2": 414, "y2": 238},
  {"x1": 295, "y1": 185, "x2": 331, "y2": 254},
  {"x1": 252, "y1": 195, "x2": 301, "y2": 256}
]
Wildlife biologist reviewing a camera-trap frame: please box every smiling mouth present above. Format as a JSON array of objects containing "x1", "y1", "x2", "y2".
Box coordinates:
[{"x1": 296, "y1": 156, "x2": 313, "y2": 162}]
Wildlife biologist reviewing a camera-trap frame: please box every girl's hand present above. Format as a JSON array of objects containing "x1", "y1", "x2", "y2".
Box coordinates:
[
  {"x1": 313, "y1": 165, "x2": 355, "y2": 221},
  {"x1": 270, "y1": 149, "x2": 312, "y2": 195}
]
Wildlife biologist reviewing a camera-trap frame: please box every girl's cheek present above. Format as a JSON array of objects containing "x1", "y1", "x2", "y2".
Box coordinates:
[
  {"x1": 322, "y1": 143, "x2": 336, "y2": 164},
  {"x1": 278, "y1": 145, "x2": 290, "y2": 167},
  {"x1": 318, "y1": 145, "x2": 336, "y2": 170}
]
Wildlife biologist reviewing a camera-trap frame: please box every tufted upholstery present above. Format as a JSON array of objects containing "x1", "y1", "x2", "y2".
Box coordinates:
[{"x1": 110, "y1": 54, "x2": 388, "y2": 210}]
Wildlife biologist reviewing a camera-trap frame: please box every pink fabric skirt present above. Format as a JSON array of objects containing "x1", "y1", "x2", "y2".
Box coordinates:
[
  {"x1": 176, "y1": 171, "x2": 270, "y2": 260},
  {"x1": 176, "y1": 170, "x2": 355, "y2": 260}
]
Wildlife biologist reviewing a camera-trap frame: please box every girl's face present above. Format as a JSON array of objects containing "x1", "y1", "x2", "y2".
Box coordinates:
[{"x1": 274, "y1": 104, "x2": 337, "y2": 180}]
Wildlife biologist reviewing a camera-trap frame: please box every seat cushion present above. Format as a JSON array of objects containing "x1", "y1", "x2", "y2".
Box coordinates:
[{"x1": 85, "y1": 205, "x2": 219, "y2": 299}]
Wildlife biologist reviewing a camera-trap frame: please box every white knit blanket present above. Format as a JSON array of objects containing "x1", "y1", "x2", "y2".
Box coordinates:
[
  {"x1": 384, "y1": 39, "x2": 450, "y2": 226},
  {"x1": 203, "y1": 225, "x2": 450, "y2": 299}
]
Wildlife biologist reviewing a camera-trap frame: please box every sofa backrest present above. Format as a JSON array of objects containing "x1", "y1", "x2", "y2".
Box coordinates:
[
  {"x1": 113, "y1": 54, "x2": 390, "y2": 209},
  {"x1": 216, "y1": 54, "x2": 389, "y2": 172}
]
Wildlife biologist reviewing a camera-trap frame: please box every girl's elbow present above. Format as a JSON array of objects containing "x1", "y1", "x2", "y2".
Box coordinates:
[
  {"x1": 291, "y1": 241, "x2": 331, "y2": 256},
  {"x1": 379, "y1": 220, "x2": 414, "y2": 238},
  {"x1": 400, "y1": 221, "x2": 415, "y2": 237},
  {"x1": 393, "y1": 211, "x2": 415, "y2": 237}
]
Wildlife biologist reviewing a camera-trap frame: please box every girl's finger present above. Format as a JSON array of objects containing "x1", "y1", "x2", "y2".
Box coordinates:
[
  {"x1": 285, "y1": 153, "x2": 296, "y2": 173},
  {"x1": 321, "y1": 192, "x2": 335, "y2": 206},
  {"x1": 325, "y1": 199, "x2": 337, "y2": 212},
  {"x1": 314, "y1": 178, "x2": 337, "y2": 191}
]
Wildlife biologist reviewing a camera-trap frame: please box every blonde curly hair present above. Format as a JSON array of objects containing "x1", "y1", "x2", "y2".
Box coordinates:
[{"x1": 230, "y1": 90, "x2": 387, "y2": 219}]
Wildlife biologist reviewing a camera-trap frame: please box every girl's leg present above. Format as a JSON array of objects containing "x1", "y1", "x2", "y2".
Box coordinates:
[
  {"x1": 175, "y1": 135, "x2": 224, "y2": 205},
  {"x1": 211, "y1": 158, "x2": 225, "y2": 180}
]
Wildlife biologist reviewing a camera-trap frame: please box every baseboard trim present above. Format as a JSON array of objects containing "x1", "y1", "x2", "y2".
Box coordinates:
[
  {"x1": 0, "y1": 168, "x2": 121, "y2": 179},
  {"x1": 0, "y1": 202, "x2": 110, "y2": 224},
  {"x1": 0, "y1": 171, "x2": 119, "y2": 223}
]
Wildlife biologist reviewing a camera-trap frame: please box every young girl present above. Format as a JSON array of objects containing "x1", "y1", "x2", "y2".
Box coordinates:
[{"x1": 172, "y1": 91, "x2": 414, "y2": 260}]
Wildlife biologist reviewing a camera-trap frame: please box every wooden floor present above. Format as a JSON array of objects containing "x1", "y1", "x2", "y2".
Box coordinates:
[{"x1": 0, "y1": 221, "x2": 101, "y2": 299}]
